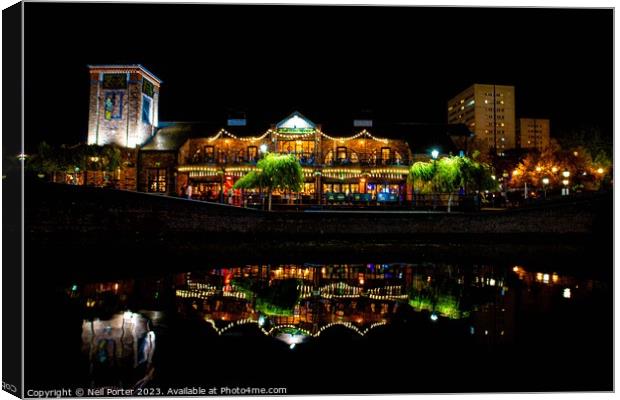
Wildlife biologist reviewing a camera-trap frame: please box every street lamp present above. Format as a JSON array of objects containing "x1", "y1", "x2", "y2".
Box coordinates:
[
  {"x1": 561, "y1": 171, "x2": 570, "y2": 196},
  {"x1": 259, "y1": 144, "x2": 268, "y2": 154},
  {"x1": 430, "y1": 149, "x2": 439, "y2": 209},
  {"x1": 542, "y1": 177, "x2": 549, "y2": 199}
]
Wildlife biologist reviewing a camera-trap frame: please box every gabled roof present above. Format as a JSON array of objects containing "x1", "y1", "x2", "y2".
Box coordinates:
[
  {"x1": 140, "y1": 122, "x2": 221, "y2": 151},
  {"x1": 275, "y1": 111, "x2": 316, "y2": 129}
]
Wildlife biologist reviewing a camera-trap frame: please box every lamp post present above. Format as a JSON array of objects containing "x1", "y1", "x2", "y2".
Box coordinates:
[
  {"x1": 542, "y1": 177, "x2": 549, "y2": 199},
  {"x1": 562, "y1": 171, "x2": 570, "y2": 196},
  {"x1": 431, "y1": 149, "x2": 439, "y2": 210}
]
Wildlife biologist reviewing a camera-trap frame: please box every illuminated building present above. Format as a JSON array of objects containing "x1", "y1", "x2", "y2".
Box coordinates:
[
  {"x1": 518, "y1": 118, "x2": 550, "y2": 151},
  {"x1": 447, "y1": 84, "x2": 516, "y2": 156},
  {"x1": 85, "y1": 65, "x2": 470, "y2": 202},
  {"x1": 87, "y1": 65, "x2": 161, "y2": 148}
]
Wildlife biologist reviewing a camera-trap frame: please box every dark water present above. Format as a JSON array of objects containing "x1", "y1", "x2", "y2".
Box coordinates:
[{"x1": 25, "y1": 257, "x2": 612, "y2": 394}]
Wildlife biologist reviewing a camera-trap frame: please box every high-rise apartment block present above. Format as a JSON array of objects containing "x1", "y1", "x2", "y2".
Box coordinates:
[
  {"x1": 87, "y1": 65, "x2": 162, "y2": 148},
  {"x1": 447, "y1": 84, "x2": 516, "y2": 156},
  {"x1": 518, "y1": 118, "x2": 550, "y2": 151}
]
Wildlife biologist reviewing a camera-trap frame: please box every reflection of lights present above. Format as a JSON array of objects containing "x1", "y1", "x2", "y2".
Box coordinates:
[
  {"x1": 563, "y1": 288, "x2": 571, "y2": 299},
  {"x1": 536, "y1": 272, "x2": 543, "y2": 282},
  {"x1": 258, "y1": 316, "x2": 265, "y2": 327},
  {"x1": 543, "y1": 274, "x2": 550, "y2": 284},
  {"x1": 430, "y1": 313, "x2": 438, "y2": 322},
  {"x1": 289, "y1": 343, "x2": 296, "y2": 350},
  {"x1": 552, "y1": 273, "x2": 559, "y2": 283},
  {"x1": 513, "y1": 266, "x2": 520, "y2": 272},
  {"x1": 542, "y1": 178, "x2": 549, "y2": 185},
  {"x1": 535, "y1": 166, "x2": 542, "y2": 172},
  {"x1": 562, "y1": 171, "x2": 570, "y2": 178},
  {"x1": 551, "y1": 166, "x2": 558, "y2": 173},
  {"x1": 562, "y1": 179, "x2": 569, "y2": 186},
  {"x1": 489, "y1": 279, "x2": 496, "y2": 286}
]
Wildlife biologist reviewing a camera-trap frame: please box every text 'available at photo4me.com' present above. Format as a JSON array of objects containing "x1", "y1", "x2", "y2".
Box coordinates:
[{"x1": 24, "y1": 386, "x2": 288, "y2": 398}]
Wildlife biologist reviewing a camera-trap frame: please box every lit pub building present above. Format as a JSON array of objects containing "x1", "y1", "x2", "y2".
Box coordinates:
[{"x1": 87, "y1": 65, "x2": 471, "y2": 205}]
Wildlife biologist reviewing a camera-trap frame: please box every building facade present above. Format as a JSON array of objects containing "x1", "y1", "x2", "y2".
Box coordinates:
[
  {"x1": 447, "y1": 84, "x2": 516, "y2": 156},
  {"x1": 87, "y1": 65, "x2": 161, "y2": 148},
  {"x1": 85, "y1": 65, "x2": 468, "y2": 205},
  {"x1": 518, "y1": 118, "x2": 550, "y2": 151}
]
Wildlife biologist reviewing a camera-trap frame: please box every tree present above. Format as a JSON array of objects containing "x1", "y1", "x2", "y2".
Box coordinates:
[
  {"x1": 26, "y1": 142, "x2": 125, "y2": 186},
  {"x1": 408, "y1": 155, "x2": 497, "y2": 212},
  {"x1": 408, "y1": 161, "x2": 435, "y2": 194},
  {"x1": 233, "y1": 153, "x2": 303, "y2": 211}
]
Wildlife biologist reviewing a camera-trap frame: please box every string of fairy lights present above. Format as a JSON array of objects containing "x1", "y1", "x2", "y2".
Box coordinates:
[
  {"x1": 202, "y1": 317, "x2": 388, "y2": 338},
  {"x1": 205, "y1": 128, "x2": 389, "y2": 144}
]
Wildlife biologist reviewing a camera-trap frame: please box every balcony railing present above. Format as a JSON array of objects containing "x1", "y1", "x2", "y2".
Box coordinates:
[{"x1": 185, "y1": 154, "x2": 409, "y2": 167}]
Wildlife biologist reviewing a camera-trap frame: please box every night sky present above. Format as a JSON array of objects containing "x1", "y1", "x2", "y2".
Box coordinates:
[{"x1": 24, "y1": 3, "x2": 613, "y2": 150}]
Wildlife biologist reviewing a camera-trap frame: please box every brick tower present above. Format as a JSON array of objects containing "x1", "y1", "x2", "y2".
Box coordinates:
[{"x1": 87, "y1": 65, "x2": 161, "y2": 148}]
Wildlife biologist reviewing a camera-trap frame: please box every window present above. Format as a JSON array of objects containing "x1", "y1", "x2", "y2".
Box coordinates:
[
  {"x1": 324, "y1": 150, "x2": 333, "y2": 164},
  {"x1": 381, "y1": 147, "x2": 391, "y2": 164},
  {"x1": 218, "y1": 149, "x2": 227, "y2": 163},
  {"x1": 142, "y1": 79, "x2": 154, "y2": 97},
  {"x1": 205, "y1": 146, "x2": 215, "y2": 162},
  {"x1": 147, "y1": 168, "x2": 167, "y2": 193},
  {"x1": 102, "y1": 73, "x2": 127, "y2": 89},
  {"x1": 104, "y1": 92, "x2": 123, "y2": 120},
  {"x1": 142, "y1": 94, "x2": 153, "y2": 124},
  {"x1": 337, "y1": 147, "x2": 347, "y2": 162},
  {"x1": 247, "y1": 146, "x2": 258, "y2": 162}
]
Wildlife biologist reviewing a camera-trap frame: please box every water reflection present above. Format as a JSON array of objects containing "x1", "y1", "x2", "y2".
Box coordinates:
[{"x1": 69, "y1": 262, "x2": 607, "y2": 391}]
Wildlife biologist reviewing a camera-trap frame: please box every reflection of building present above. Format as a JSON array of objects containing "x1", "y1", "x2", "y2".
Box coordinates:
[
  {"x1": 447, "y1": 84, "x2": 516, "y2": 156},
  {"x1": 81, "y1": 312, "x2": 156, "y2": 387},
  {"x1": 72, "y1": 263, "x2": 592, "y2": 353},
  {"x1": 174, "y1": 264, "x2": 483, "y2": 341},
  {"x1": 85, "y1": 65, "x2": 471, "y2": 202},
  {"x1": 518, "y1": 118, "x2": 550, "y2": 151}
]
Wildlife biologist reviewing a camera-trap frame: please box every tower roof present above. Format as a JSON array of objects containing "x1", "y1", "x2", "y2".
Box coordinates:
[{"x1": 87, "y1": 64, "x2": 163, "y2": 84}]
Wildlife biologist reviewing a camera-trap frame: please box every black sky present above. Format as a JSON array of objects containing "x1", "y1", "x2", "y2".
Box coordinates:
[{"x1": 24, "y1": 3, "x2": 613, "y2": 150}]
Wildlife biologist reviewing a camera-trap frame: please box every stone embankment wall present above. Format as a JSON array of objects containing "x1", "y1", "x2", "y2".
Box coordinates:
[{"x1": 25, "y1": 183, "x2": 606, "y2": 239}]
